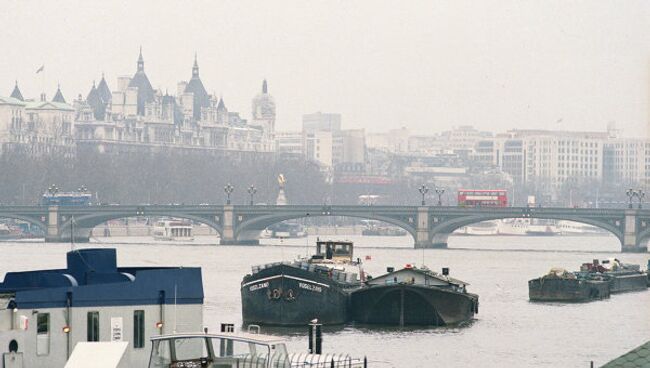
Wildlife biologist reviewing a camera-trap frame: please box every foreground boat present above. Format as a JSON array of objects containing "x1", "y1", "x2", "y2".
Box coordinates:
[
  {"x1": 241, "y1": 240, "x2": 363, "y2": 326},
  {"x1": 350, "y1": 265, "x2": 478, "y2": 326},
  {"x1": 148, "y1": 327, "x2": 367, "y2": 368}
]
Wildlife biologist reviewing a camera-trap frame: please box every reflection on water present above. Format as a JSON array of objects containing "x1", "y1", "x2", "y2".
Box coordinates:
[{"x1": 0, "y1": 234, "x2": 647, "y2": 368}]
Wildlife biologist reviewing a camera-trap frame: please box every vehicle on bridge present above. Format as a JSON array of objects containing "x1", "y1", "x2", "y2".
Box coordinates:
[
  {"x1": 40, "y1": 191, "x2": 92, "y2": 206},
  {"x1": 241, "y1": 240, "x2": 364, "y2": 326},
  {"x1": 457, "y1": 189, "x2": 507, "y2": 207}
]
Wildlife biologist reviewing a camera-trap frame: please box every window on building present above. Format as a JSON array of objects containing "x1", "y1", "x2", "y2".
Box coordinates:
[
  {"x1": 134, "y1": 310, "x2": 145, "y2": 349},
  {"x1": 36, "y1": 313, "x2": 50, "y2": 355},
  {"x1": 87, "y1": 311, "x2": 100, "y2": 342}
]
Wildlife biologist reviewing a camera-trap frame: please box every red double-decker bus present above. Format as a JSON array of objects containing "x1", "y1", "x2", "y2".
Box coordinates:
[{"x1": 457, "y1": 189, "x2": 508, "y2": 207}]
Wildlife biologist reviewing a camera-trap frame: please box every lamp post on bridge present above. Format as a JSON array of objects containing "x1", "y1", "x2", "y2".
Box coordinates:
[
  {"x1": 625, "y1": 188, "x2": 645, "y2": 209},
  {"x1": 247, "y1": 185, "x2": 257, "y2": 206},
  {"x1": 418, "y1": 185, "x2": 429, "y2": 206},
  {"x1": 434, "y1": 187, "x2": 445, "y2": 206},
  {"x1": 224, "y1": 183, "x2": 234, "y2": 205},
  {"x1": 77, "y1": 185, "x2": 88, "y2": 193},
  {"x1": 48, "y1": 184, "x2": 59, "y2": 195}
]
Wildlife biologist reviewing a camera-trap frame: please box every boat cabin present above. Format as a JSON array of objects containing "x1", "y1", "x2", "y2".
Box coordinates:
[
  {"x1": 313, "y1": 240, "x2": 354, "y2": 263},
  {"x1": 0, "y1": 248, "x2": 204, "y2": 368},
  {"x1": 149, "y1": 332, "x2": 290, "y2": 368},
  {"x1": 148, "y1": 331, "x2": 366, "y2": 368},
  {"x1": 368, "y1": 266, "x2": 469, "y2": 292}
]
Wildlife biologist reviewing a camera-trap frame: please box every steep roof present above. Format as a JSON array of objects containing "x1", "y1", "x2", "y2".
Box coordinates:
[
  {"x1": 52, "y1": 85, "x2": 66, "y2": 103},
  {"x1": 128, "y1": 48, "x2": 155, "y2": 116},
  {"x1": 602, "y1": 341, "x2": 650, "y2": 368},
  {"x1": 86, "y1": 82, "x2": 106, "y2": 120},
  {"x1": 96, "y1": 74, "x2": 112, "y2": 103},
  {"x1": 217, "y1": 97, "x2": 226, "y2": 111},
  {"x1": 10, "y1": 81, "x2": 24, "y2": 101},
  {"x1": 24, "y1": 100, "x2": 74, "y2": 111},
  {"x1": 183, "y1": 54, "x2": 210, "y2": 120}
]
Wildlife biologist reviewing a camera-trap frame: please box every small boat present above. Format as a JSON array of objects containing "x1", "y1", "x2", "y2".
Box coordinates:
[
  {"x1": 350, "y1": 265, "x2": 478, "y2": 326},
  {"x1": 241, "y1": 240, "x2": 364, "y2": 326},
  {"x1": 152, "y1": 219, "x2": 194, "y2": 241},
  {"x1": 148, "y1": 326, "x2": 367, "y2": 368}
]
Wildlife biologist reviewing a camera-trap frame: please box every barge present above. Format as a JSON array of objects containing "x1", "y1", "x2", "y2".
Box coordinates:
[
  {"x1": 350, "y1": 265, "x2": 478, "y2": 326},
  {"x1": 241, "y1": 240, "x2": 364, "y2": 326},
  {"x1": 0, "y1": 248, "x2": 204, "y2": 367},
  {"x1": 529, "y1": 259, "x2": 647, "y2": 302}
]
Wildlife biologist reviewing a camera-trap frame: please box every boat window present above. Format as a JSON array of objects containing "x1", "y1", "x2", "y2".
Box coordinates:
[
  {"x1": 211, "y1": 338, "x2": 273, "y2": 366},
  {"x1": 87, "y1": 311, "x2": 100, "y2": 342},
  {"x1": 148, "y1": 340, "x2": 171, "y2": 368},
  {"x1": 134, "y1": 310, "x2": 145, "y2": 349},
  {"x1": 173, "y1": 337, "x2": 207, "y2": 361},
  {"x1": 36, "y1": 313, "x2": 49, "y2": 355}
]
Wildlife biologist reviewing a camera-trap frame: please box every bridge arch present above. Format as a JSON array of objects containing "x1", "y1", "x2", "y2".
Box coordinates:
[
  {"x1": 0, "y1": 212, "x2": 47, "y2": 234},
  {"x1": 428, "y1": 213, "x2": 624, "y2": 248},
  {"x1": 58, "y1": 212, "x2": 223, "y2": 242},
  {"x1": 234, "y1": 212, "x2": 417, "y2": 243}
]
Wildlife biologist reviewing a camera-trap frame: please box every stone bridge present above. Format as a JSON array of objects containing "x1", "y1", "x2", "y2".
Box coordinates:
[{"x1": 1, "y1": 205, "x2": 648, "y2": 252}]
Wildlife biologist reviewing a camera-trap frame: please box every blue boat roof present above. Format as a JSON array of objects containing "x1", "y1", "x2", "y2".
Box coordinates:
[{"x1": 0, "y1": 248, "x2": 203, "y2": 309}]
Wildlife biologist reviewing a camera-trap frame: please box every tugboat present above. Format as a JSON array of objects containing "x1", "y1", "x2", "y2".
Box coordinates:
[
  {"x1": 241, "y1": 240, "x2": 364, "y2": 326},
  {"x1": 350, "y1": 265, "x2": 478, "y2": 326}
]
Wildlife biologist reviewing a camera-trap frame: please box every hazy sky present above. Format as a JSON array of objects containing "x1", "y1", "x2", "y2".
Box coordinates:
[{"x1": 2, "y1": 1, "x2": 649, "y2": 135}]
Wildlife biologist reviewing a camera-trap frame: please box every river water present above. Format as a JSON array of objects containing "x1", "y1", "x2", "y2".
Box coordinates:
[{"x1": 1, "y1": 234, "x2": 648, "y2": 367}]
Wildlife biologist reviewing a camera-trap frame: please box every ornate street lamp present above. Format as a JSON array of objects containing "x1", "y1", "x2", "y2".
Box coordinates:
[
  {"x1": 78, "y1": 185, "x2": 88, "y2": 193},
  {"x1": 435, "y1": 187, "x2": 445, "y2": 206},
  {"x1": 48, "y1": 184, "x2": 59, "y2": 194},
  {"x1": 637, "y1": 190, "x2": 645, "y2": 209},
  {"x1": 626, "y1": 188, "x2": 635, "y2": 209},
  {"x1": 247, "y1": 185, "x2": 257, "y2": 206},
  {"x1": 418, "y1": 185, "x2": 429, "y2": 206},
  {"x1": 224, "y1": 183, "x2": 234, "y2": 205}
]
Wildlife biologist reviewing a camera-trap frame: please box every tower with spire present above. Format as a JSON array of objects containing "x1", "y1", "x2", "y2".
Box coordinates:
[
  {"x1": 128, "y1": 47, "x2": 155, "y2": 116},
  {"x1": 251, "y1": 79, "x2": 276, "y2": 137},
  {"x1": 183, "y1": 53, "x2": 210, "y2": 121},
  {"x1": 52, "y1": 84, "x2": 66, "y2": 103},
  {"x1": 10, "y1": 81, "x2": 24, "y2": 101}
]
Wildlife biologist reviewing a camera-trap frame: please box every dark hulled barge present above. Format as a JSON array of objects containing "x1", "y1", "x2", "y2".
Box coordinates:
[
  {"x1": 241, "y1": 240, "x2": 364, "y2": 326},
  {"x1": 350, "y1": 265, "x2": 478, "y2": 326},
  {"x1": 529, "y1": 258, "x2": 648, "y2": 302}
]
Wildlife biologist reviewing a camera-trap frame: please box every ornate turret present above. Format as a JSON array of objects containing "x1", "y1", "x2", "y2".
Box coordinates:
[
  {"x1": 96, "y1": 73, "x2": 112, "y2": 104},
  {"x1": 251, "y1": 79, "x2": 276, "y2": 137},
  {"x1": 183, "y1": 53, "x2": 210, "y2": 121},
  {"x1": 52, "y1": 84, "x2": 66, "y2": 103},
  {"x1": 86, "y1": 81, "x2": 104, "y2": 120},
  {"x1": 128, "y1": 47, "x2": 155, "y2": 116},
  {"x1": 10, "y1": 81, "x2": 24, "y2": 101}
]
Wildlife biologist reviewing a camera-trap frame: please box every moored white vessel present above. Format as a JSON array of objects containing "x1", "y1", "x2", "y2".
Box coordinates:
[{"x1": 152, "y1": 219, "x2": 194, "y2": 241}]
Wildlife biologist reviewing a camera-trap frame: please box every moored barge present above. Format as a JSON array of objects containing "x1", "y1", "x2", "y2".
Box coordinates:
[
  {"x1": 241, "y1": 240, "x2": 364, "y2": 326},
  {"x1": 350, "y1": 265, "x2": 478, "y2": 326}
]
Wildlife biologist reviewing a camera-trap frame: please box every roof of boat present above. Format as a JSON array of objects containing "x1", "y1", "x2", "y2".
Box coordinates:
[
  {"x1": 371, "y1": 267, "x2": 470, "y2": 286},
  {"x1": 151, "y1": 332, "x2": 286, "y2": 344}
]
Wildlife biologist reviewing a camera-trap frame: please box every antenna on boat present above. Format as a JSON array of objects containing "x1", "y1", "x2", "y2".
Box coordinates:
[
  {"x1": 70, "y1": 215, "x2": 75, "y2": 252},
  {"x1": 173, "y1": 283, "x2": 178, "y2": 333}
]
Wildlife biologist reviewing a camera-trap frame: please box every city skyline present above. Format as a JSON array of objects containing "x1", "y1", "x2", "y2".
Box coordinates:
[{"x1": 1, "y1": 1, "x2": 649, "y2": 136}]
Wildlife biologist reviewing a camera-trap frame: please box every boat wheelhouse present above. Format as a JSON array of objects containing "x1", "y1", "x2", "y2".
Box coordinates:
[
  {"x1": 0, "y1": 248, "x2": 204, "y2": 368},
  {"x1": 148, "y1": 329, "x2": 366, "y2": 368}
]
